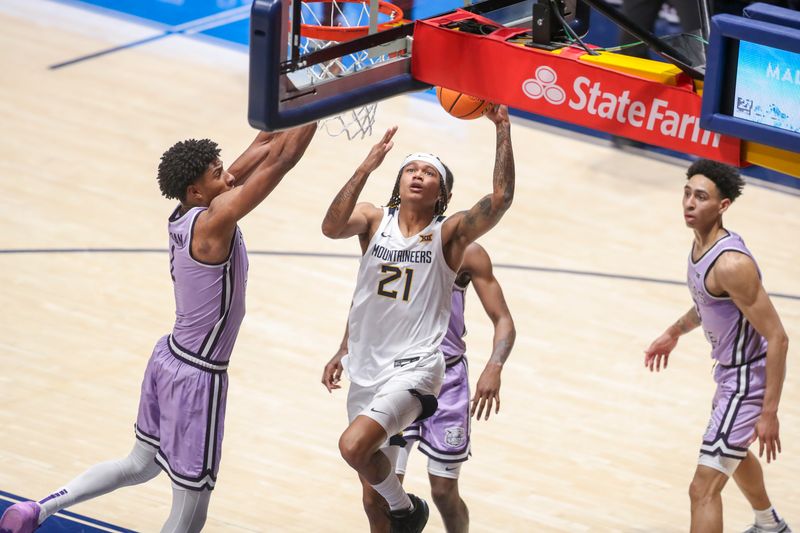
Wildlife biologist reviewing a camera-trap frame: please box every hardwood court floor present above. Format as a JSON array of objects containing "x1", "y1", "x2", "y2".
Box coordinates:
[{"x1": 0, "y1": 2, "x2": 798, "y2": 532}]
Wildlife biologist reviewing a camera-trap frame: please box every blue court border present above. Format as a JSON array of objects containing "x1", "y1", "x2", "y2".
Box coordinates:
[{"x1": 1, "y1": 247, "x2": 798, "y2": 301}]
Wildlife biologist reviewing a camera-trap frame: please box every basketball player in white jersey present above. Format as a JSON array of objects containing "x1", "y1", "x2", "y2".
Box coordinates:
[
  {"x1": 0, "y1": 123, "x2": 316, "y2": 533},
  {"x1": 324, "y1": 240, "x2": 516, "y2": 533},
  {"x1": 321, "y1": 105, "x2": 514, "y2": 532},
  {"x1": 324, "y1": 164, "x2": 516, "y2": 533}
]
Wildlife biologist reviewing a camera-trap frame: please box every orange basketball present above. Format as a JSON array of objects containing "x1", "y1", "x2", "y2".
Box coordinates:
[{"x1": 436, "y1": 87, "x2": 492, "y2": 120}]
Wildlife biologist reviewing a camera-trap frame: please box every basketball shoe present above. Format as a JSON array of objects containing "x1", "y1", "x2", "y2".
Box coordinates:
[
  {"x1": 743, "y1": 520, "x2": 792, "y2": 533},
  {"x1": 389, "y1": 493, "x2": 429, "y2": 533},
  {"x1": 0, "y1": 501, "x2": 40, "y2": 533}
]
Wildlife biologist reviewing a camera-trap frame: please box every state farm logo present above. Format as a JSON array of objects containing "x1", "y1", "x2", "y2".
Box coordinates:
[
  {"x1": 522, "y1": 66, "x2": 566, "y2": 105},
  {"x1": 520, "y1": 67, "x2": 721, "y2": 147}
]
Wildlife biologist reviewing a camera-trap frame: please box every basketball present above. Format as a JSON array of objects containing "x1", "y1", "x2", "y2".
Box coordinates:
[{"x1": 436, "y1": 87, "x2": 492, "y2": 120}]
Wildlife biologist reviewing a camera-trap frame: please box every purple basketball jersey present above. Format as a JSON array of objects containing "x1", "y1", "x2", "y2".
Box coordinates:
[
  {"x1": 440, "y1": 284, "x2": 467, "y2": 363},
  {"x1": 687, "y1": 230, "x2": 767, "y2": 366},
  {"x1": 167, "y1": 206, "x2": 248, "y2": 368},
  {"x1": 134, "y1": 206, "x2": 248, "y2": 490}
]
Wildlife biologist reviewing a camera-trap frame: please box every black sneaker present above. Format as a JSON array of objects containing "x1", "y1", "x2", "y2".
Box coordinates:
[{"x1": 389, "y1": 494, "x2": 429, "y2": 533}]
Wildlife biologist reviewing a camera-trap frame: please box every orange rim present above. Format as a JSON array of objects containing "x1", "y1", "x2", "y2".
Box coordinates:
[{"x1": 300, "y1": 0, "x2": 405, "y2": 42}]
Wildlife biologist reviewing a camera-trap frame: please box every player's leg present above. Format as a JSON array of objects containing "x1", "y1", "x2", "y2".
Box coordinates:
[
  {"x1": 339, "y1": 413, "x2": 413, "y2": 500},
  {"x1": 689, "y1": 464, "x2": 730, "y2": 533},
  {"x1": 0, "y1": 440, "x2": 161, "y2": 532},
  {"x1": 733, "y1": 452, "x2": 790, "y2": 532},
  {"x1": 341, "y1": 354, "x2": 444, "y2": 531},
  {"x1": 393, "y1": 436, "x2": 414, "y2": 480},
  {"x1": 358, "y1": 441, "x2": 404, "y2": 533},
  {"x1": 360, "y1": 475, "x2": 391, "y2": 533},
  {"x1": 160, "y1": 484, "x2": 211, "y2": 533},
  {"x1": 150, "y1": 340, "x2": 228, "y2": 525},
  {"x1": 342, "y1": 379, "x2": 413, "y2": 514},
  {"x1": 692, "y1": 369, "x2": 740, "y2": 533},
  {"x1": 0, "y1": 341, "x2": 168, "y2": 533},
  {"x1": 39, "y1": 439, "x2": 162, "y2": 519},
  {"x1": 723, "y1": 359, "x2": 789, "y2": 532},
  {"x1": 419, "y1": 357, "x2": 471, "y2": 532},
  {"x1": 734, "y1": 451, "x2": 771, "y2": 511},
  {"x1": 428, "y1": 472, "x2": 468, "y2": 533}
]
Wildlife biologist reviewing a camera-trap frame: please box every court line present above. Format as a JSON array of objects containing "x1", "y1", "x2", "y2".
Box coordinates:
[
  {"x1": 1, "y1": 247, "x2": 798, "y2": 301},
  {"x1": 49, "y1": 4, "x2": 250, "y2": 70}
]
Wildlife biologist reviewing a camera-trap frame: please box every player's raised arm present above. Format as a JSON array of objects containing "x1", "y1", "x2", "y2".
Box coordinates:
[
  {"x1": 226, "y1": 129, "x2": 280, "y2": 187},
  {"x1": 443, "y1": 106, "x2": 514, "y2": 266},
  {"x1": 199, "y1": 123, "x2": 317, "y2": 245},
  {"x1": 715, "y1": 252, "x2": 789, "y2": 462},
  {"x1": 321, "y1": 126, "x2": 397, "y2": 240}
]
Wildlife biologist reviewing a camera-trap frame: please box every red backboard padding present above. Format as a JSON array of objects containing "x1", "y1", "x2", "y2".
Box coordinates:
[{"x1": 411, "y1": 11, "x2": 742, "y2": 165}]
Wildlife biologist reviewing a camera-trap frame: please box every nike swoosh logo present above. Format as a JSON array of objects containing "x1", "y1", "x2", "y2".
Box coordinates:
[
  {"x1": 381, "y1": 232, "x2": 390, "y2": 237},
  {"x1": 445, "y1": 466, "x2": 457, "y2": 471},
  {"x1": 371, "y1": 407, "x2": 389, "y2": 415}
]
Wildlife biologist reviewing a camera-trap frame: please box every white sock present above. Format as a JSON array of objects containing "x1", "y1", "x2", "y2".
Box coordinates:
[
  {"x1": 371, "y1": 474, "x2": 412, "y2": 512},
  {"x1": 754, "y1": 506, "x2": 782, "y2": 529},
  {"x1": 161, "y1": 484, "x2": 211, "y2": 533},
  {"x1": 37, "y1": 441, "x2": 161, "y2": 523}
]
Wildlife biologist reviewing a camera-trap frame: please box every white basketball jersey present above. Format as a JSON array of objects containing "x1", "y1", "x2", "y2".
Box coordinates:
[{"x1": 345, "y1": 207, "x2": 457, "y2": 387}]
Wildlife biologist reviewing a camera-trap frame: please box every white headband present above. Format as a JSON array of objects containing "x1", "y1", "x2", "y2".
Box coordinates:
[{"x1": 401, "y1": 153, "x2": 446, "y2": 181}]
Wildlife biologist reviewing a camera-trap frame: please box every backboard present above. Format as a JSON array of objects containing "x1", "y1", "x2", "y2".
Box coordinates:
[{"x1": 248, "y1": 0, "x2": 547, "y2": 132}]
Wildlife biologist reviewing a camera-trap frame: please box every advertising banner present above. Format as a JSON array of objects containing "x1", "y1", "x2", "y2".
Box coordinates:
[{"x1": 412, "y1": 12, "x2": 743, "y2": 164}]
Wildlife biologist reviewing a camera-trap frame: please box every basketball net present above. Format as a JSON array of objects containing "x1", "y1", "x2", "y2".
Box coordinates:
[{"x1": 298, "y1": 0, "x2": 404, "y2": 140}]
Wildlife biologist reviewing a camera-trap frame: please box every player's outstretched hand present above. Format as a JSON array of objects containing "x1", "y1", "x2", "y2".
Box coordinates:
[
  {"x1": 484, "y1": 104, "x2": 509, "y2": 126},
  {"x1": 644, "y1": 332, "x2": 678, "y2": 372},
  {"x1": 751, "y1": 413, "x2": 781, "y2": 463},
  {"x1": 471, "y1": 363, "x2": 502, "y2": 421},
  {"x1": 322, "y1": 350, "x2": 345, "y2": 393},
  {"x1": 358, "y1": 126, "x2": 397, "y2": 175}
]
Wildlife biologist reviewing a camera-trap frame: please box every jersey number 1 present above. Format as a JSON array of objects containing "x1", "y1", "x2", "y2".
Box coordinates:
[{"x1": 377, "y1": 265, "x2": 414, "y2": 301}]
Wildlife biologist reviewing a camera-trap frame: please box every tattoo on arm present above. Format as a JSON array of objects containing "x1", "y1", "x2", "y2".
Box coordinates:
[
  {"x1": 675, "y1": 308, "x2": 701, "y2": 335},
  {"x1": 327, "y1": 181, "x2": 358, "y2": 221},
  {"x1": 489, "y1": 330, "x2": 516, "y2": 366},
  {"x1": 461, "y1": 124, "x2": 514, "y2": 233},
  {"x1": 494, "y1": 125, "x2": 514, "y2": 208},
  {"x1": 464, "y1": 196, "x2": 492, "y2": 227},
  {"x1": 323, "y1": 171, "x2": 369, "y2": 232}
]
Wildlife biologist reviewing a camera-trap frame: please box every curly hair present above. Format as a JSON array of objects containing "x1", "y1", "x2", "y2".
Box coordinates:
[
  {"x1": 686, "y1": 159, "x2": 744, "y2": 202},
  {"x1": 157, "y1": 139, "x2": 220, "y2": 201},
  {"x1": 386, "y1": 159, "x2": 454, "y2": 216}
]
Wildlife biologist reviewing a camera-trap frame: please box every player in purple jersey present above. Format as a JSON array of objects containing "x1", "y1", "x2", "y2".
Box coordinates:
[
  {"x1": 0, "y1": 123, "x2": 316, "y2": 533},
  {"x1": 321, "y1": 105, "x2": 514, "y2": 533},
  {"x1": 324, "y1": 239, "x2": 516, "y2": 533},
  {"x1": 644, "y1": 159, "x2": 790, "y2": 533}
]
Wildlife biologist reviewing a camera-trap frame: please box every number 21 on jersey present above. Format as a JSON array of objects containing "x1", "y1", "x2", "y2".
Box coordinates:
[{"x1": 377, "y1": 265, "x2": 414, "y2": 301}]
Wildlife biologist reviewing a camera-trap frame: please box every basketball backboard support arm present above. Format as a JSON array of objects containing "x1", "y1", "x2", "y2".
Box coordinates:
[
  {"x1": 580, "y1": 0, "x2": 706, "y2": 79},
  {"x1": 697, "y1": 0, "x2": 712, "y2": 41}
]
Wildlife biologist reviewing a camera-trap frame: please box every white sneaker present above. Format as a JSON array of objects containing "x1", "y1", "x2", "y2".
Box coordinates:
[{"x1": 743, "y1": 520, "x2": 792, "y2": 533}]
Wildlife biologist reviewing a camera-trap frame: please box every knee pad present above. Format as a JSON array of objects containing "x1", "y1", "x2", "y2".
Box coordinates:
[{"x1": 409, "y1": 389, "x2": 438, "y2": 422}]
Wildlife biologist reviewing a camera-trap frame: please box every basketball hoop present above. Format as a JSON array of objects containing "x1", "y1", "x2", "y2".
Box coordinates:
[{"x1": 297, "y1": 0, "x2": 405, "y2": 139}]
